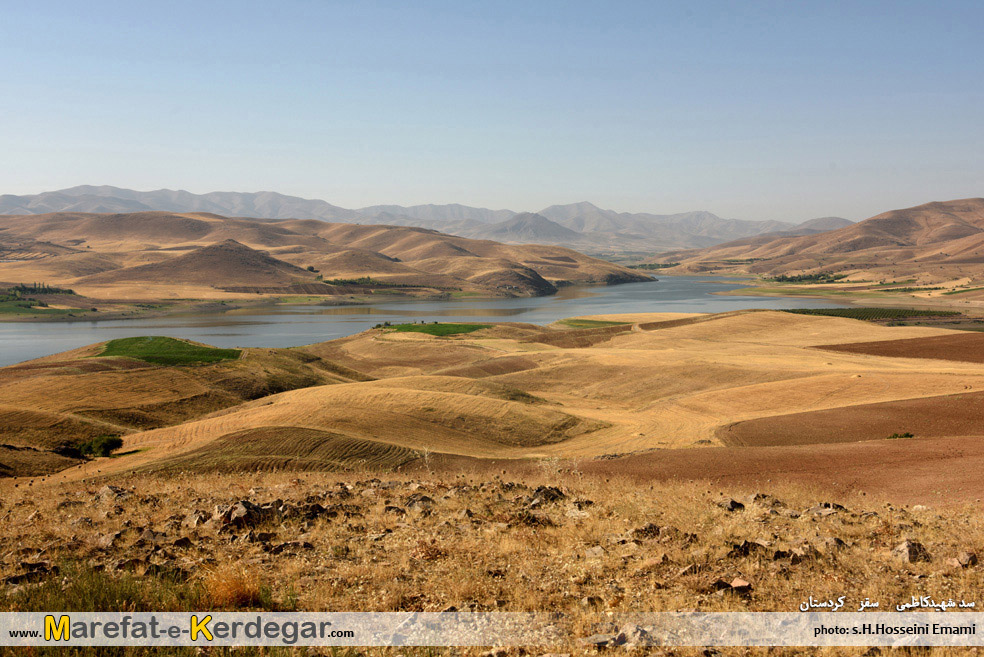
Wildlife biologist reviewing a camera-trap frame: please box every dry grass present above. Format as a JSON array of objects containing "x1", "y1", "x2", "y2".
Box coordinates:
[
  {"x1": 3, "y1": 470, "x2": 984, "y2": 656},
  {"x1": 202, "y1": 563, "x2": 265, "y2": 608}
]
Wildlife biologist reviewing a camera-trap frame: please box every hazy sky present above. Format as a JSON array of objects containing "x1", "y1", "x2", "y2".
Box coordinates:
[{"x1": 2, "y1": 1, "x2": 982, "y2": 222}]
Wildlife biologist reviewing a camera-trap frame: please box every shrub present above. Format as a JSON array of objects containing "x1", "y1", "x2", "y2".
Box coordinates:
[{"x1": 77, "y1": 435, "x2": 124, "y2": 457}]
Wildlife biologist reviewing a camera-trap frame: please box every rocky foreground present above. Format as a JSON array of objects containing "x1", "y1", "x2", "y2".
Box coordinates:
[{"x1": 2, "y1": 471, "x2": 983, "y2": 655}]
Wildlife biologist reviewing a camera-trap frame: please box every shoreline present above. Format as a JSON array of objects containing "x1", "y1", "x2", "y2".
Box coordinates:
[
  {"x1": 0, "y1": 277, "x2": 654, "y2": 324},
  {"x1": 655, "y1": 271, "x2": 984, "y2": 314}
]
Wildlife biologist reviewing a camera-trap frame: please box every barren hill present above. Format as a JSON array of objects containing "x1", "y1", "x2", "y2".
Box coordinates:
[
  {"x1": 79, "y1": 239, "x2": 314, "y2": 287},
  {"x1": 0, "y1": 211, "x2": 648, "y2": 300},
  {"x1": 658, "y1": 198, "x2": 984, "y2": 280},
  {"x1": 9, "y1": 309, "x2": 984, "y2": 489},
  {"x1": 2, "y1": 187, "x2": 836, "y2": 255},
  {"x1": 467, "y1": 213, "x2": 582, "y2": 243}
]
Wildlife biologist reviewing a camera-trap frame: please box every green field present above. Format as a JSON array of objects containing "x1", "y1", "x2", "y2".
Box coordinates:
[
  {"x1": 781, "y1": 308, "x2": 962, "y2": 321},
  {"x1": 556, "y1": 319, "x2": 630, "y2": 329},
  {"x1": 943, "y1": 287, "x2": 984, "y2": 296},
  {"x1": 0, "y1": 299, "x2": 76, "y2": 316},
  {"x1": 99, "y1": 336, "x2": 242, "y2": 366},
  {"x1": 382, "y1": 322, "x2": 492, "y2": 336}
]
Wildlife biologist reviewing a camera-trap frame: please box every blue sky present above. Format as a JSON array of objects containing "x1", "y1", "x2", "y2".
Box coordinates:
[{"x1": 1, "y1": 1, "x2": 981, "y2": 222}]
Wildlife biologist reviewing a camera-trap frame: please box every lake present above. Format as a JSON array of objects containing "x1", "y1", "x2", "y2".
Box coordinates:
[{"x1": 0, "y1": 276, "x2": 845, "y2": 366}]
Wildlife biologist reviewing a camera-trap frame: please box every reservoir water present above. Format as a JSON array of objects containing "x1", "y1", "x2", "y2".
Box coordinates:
[{"x1": 0, "y1": 276, "x2": 845, "y2": 367}]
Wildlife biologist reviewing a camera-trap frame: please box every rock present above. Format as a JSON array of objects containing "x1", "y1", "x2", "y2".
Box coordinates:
[
  {"x1": 456, "y1": 508, "x2": 474, "y2": 519},
  {"x1": 267, "y1": 541, "x2": 314, "y2": 555},
  {"x1": 727, "y1": 540, "x2": 768, "y2": 558},
  {"x1": 729, "y1": 577, "x2": 753, "y2": 595},
  {"x1": 790, "y1": 542, "x2": 822, "y2": 564},
  {"x1": 958, "y1": 551, "x2": 979, "y2": 567},
  {"x1": 114, "y1": 557, "x2": 147, "y2": 573},
  {"x1": 912, "y1": 505, "x2": 929, "y2": 513},
  {"x1": 951, "y1": 551, "x2": 978, "y2": 568},
  {"x1": 3, "y1": 563, "x2": 56, "y2": 586},
  {"x1": 631, "y1": 523, "x2": 662, "y2": 540},
  {"x1": 893, "y1": 540, "x2": 931, "y2": 563},
  {"x1": 136, "y1": 529, "x2": 163, "y2": 547},
  {"x1": 580, "y1": 595, "x2": 604, "y2": 608},
  {"x1": 95, "y1": 531, "x2": 123, "y2": 549},
  {"x1": 405, "y1": 494, "x2": 435, "y2": 511},
  {"x1": 820, "y1": 536, "x2": 848, "y2": 552},
  {"x1": 182, "y1": 510, "x2": 208, "y2": 529},
  {"x1": 807, "y1": 502, "x2": 846, "y2": 517},
  {"x1": 716, "y1": 499, "x2": 744, "y2": 512},
  {"x1": 384, "y1": 505, "x2": 406, "y2": 516},
  {"x1": 746, "y1": 493, "x2": 783, "y2": 508},
  {"x1": 579, "y1": 634, "x2": 616, "y2": 648},
  {"x1": 513, "y1": 510, "x2": 552, "y2": 527},
  {"x1": 584, "y1": 546, "x2": 606, "y2": 559},
  {"x1": 171, "y1": 536, "x2": 194, "y2": 549},
  {"x1": 527, "y1": 486, "x2": 566, "y2": 508},
  {"x1": 96, "y1": 485, "x2": 130, "y2": 502},
  {"x1": 614, "y1": 623, "x2": 654, "y2": 647},
  {"x1": 228, "y1": 500, "x2": 264, "y2": 527}
]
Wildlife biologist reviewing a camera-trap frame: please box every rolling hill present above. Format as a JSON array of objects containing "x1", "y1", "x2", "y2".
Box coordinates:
[
  {"x1": 7, "y1": 309, "x2": 984, "y2": 482},
  {"x1": 0, "y1": 211, "x2": 649, "y2": 300},
  {"x1": 657, "y1": 198, "x2": 984, "y2": 281},
  {"x1": 0, "y1": 187, "x2": 852, "y2": 255}
]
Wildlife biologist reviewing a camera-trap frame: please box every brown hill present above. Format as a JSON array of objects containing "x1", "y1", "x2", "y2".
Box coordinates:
[
  {"x1": 658, "y1": 198, "x2": 984, "y2": 280},
  {"x1": 11, "y1": 309, "x2": 984, "y2": 483},
  {"x1": 0, "y1": 211, "x2": 649, "y2": 299},
  {"x1": 79, "y1": 239, "x2": 314, "y2": 287}
]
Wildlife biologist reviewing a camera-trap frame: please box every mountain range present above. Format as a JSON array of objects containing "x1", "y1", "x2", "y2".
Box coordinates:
[
  {"x1": 0, "y1": 210, "x2": 649, "y2": 301},
  {"x1": 657, "y1": 198, "x2": 984, "y2": 283},
  {"x1": 0, "y1": 186, "x2": 852, "y2": 256}
]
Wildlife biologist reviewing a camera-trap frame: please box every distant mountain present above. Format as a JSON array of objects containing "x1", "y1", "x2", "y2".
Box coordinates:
[
  {"x1": 357, "y1": 203, "x2": 516, "y2": 225},
  {"x1": 468, "y1": 213, "x2": 582, "y2": 243},
  {"x1": 794, "y1": 216, "x2": 853, "y2": 232},
  {"x1": 1, "y1": 187, "x2": 853, "y2": 255},
  {"x1": 0, "y1": 185, "x2": 363, "y2": 222},
  {"x1": 656, "y1": 198, "x2": 984, "y2": 280}
]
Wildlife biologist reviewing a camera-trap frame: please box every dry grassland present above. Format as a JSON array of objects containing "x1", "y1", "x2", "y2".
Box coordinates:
[{"x1": 2, "y1": 470, "x2": 984, "y2": 656}]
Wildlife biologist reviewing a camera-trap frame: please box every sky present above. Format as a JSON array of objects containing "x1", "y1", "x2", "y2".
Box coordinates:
[{"x1": 1, "y1": 1, "x2": 982, "y2": 223}]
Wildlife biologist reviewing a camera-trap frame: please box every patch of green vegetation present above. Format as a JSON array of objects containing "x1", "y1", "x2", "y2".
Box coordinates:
[
  {"x1": 782, "y1": 308, "x2": 962, "y2": 321},
  {"x1": 2, "y1": 283, "x2": 76, "y2": 296},
  {"x1": 873, "y1": 279, "x2": 917, "y2": 287},
  {"x1": 721, "y1": 258, "x2": 766, "y2": 264},
  {"x1": 99, "y1": 336, "x2": 241, "y2": 366},
  {"x1": 557, "y1": 319, "x2": 630, "y2": 329},
  {"x1": 630, "y1": 262, "x2": 679, "y2": 270},
  {"x1": 0, "y1": 299, "x2": 76, "y2": 315},
  {"x1": 878, "y1": 287, "x2": 945, "y2": 293},
  {"x1": 375, "y1": 322, "x2": 492, "y2": 336},
  {"x1": 77, "y1": 435, "x2": 124, "y2": 457},
  {"x1": 319, "y1": 276, "x2": 416, "y2": 288},
  {"x1": 887, "y1": 432, "x2": 915, "y2": 440},
  {"x1": 943, "y1": 287, "x2": 984, "y2": 296},
  {"x1": 768, "y1": 272, "x2": 848, "y2": 284}
]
